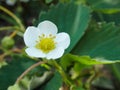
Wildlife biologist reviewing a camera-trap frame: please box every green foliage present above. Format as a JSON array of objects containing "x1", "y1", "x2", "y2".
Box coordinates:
[
  {"x1": 62, "y1": 54, "x2": 119, "y2": 65},
  {"x1": 40, "y1": 72, "x2": 62, "y2": 90},
  {"x1": 60, "y1": 53, "x2": 119, "y2": 79},
  {"x1": 1, "y1": 0, "x2": 120, "y2": 90},
  {"x1": 0, "y1": 55, "x2": 37, "y2": 90},
  {"x1": 101, "y1": 13, "x2": 120, "y2": 25},
  {"x1": 8, "y1": 84, "x2": 21, "y2": 90},
  {"x1": 0, "y1": 61, "x2": 7, "y2": 68},
  {"x1": 61, "y1": 53, "x2": 119, "y2": 70},
  {"x1": 111, "y1": 63, "x2": 120, "y2": 81},
  {"x1": 36, "y1": 2, "x2": 91, "y2": 52},
  {"x1": 87, "y1": 0, "x2": 120, "y2": 14},
  {"x1": 72, "y1": 22, "x2": 120, "y2": 60}
]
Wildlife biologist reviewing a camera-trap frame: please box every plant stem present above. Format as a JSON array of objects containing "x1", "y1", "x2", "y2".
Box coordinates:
[
  {"x1": 85, "y1": 68, "x2": 99, "y2": 90},
  {"x1": 0, "y1": 51, "x2": 11, "y2": 62},
  {"x1": 0, "y1": 5, "x2": 25, "y2": 32},
  {"x1": 51, "y1": 60, "x2": 73, "y2": 86},
  {"x1": 0, "y1": 26, "x2": 19, "y2": 31},
  {"x1": 15, "y1": 61, "x2": 46, "y2": 84},
  {"x1": 12, "y1": 48, "x2": 22, "y2": 53},
  {"x1": 0, "y1": 53, "x2": 6, "y2": 62},
  {"x1": 10, "y1": 31, "x2": 17, "y2": 38}
]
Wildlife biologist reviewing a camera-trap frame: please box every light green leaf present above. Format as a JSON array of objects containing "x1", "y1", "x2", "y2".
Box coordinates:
[
  {"x1": 0, "y1": 61, "x2": 7, "y2": 68},
  {"x1": 61, "y1": 53, "x2": 120, "y2": 79},
  {"x1": 20, "y1": 76, "x2": 31, "y2": 90},
  {"x1": 62, "y1": 54, "x2": 119, "y2": 66},
  {"x1": 36, "y1": 3, "x2": 91, "y2": 52},
  {"x1": 29, "y1": 71, "x2": 52, "y2": 89},
  {"x1": 71, "y1": 63, "x2": 86, "y2": 79},
  {"x1": 8, "y1": 84, "x2": 21, "y2": 90}
]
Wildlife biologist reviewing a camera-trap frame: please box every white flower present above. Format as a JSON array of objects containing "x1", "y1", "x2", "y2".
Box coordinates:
[{"x1": 24, "y1": 20, "x2": 70, "y2": 59}]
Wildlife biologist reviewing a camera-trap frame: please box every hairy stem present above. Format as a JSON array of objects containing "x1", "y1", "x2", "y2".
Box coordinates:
[
  {"x1": 10, "y1": 31, "x2": 17, "y2": 38},
  {"x1": 15, "y1": 61, "x2": 46, "y2": 84},
  {"x1": 0, "y1": 6, "x2": 25, "y2": 32},
  {"x1": 0, "y1": 26, "x2": 19, "y2": 31},
  {"x1": 51, "y1": 60, "x2": 73, "y2": 86}
]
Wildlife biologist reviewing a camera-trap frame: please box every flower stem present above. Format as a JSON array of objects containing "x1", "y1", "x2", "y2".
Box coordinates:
[
  {"x1": 51, "y1": 60, "x2": 73, "y2": 86},
  {"x1": 0, "y1": 26, "x2": 19, "y2": 31},
  {"x1": 0, "y1": 51, "x2": 11, "y2": 62},
  {"x1": 15, "y1": 61, "x2": 46, "y2": 84},
  {"x1": 0, "y1": 53, "x2": 7, "y2": 62},
  {"x1": 10, "y1": 31, "x2": 17, "y2": 38},
  {"x1": 0, "y1": 5, "x2": 25, "y2": 32},
  {"x1": 85, "y1": 68, "x2": 99, "y2": 90}
]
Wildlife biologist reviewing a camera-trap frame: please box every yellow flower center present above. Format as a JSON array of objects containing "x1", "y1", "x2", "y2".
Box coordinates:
[{"x1": 36, "y1": 34, "x2": 56, "y2": 53}]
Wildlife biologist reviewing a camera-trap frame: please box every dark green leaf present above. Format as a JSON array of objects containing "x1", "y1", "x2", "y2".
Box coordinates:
[
  {"x1": 0, "y1": 55, "x2": 37, "y2": 90},
  {"x1": 36, "y1": 3, "x2": 91, "y2": 52},
  {"x1": 72, "y1": 22, "x2": 120, "y2": 60},
  {"x1": 40, "y1": 72, "x2": 62, "y2": 90},
  {"x1": 111, "y1": 63, "x2": 120, "y2": 81},
  {"x1": 101, "y1": 13, "x2": 120, "y2": 25},
  {"x1": 87, "y1": 0, "x2": 120, "y2": 14}
]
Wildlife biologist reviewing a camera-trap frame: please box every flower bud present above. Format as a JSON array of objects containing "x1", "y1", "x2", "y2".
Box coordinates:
[{"x1": 1, "y1": 36, "x2": 15, "y2": 49}]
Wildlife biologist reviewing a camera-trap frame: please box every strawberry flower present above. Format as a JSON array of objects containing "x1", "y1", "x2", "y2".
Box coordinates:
[{"x1": 24, "y1": 20, "x2": 70, "y2": 59}]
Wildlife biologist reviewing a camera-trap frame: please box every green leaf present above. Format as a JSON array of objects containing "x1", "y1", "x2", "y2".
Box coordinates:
[
  {"x1": 0, "y1": 55, "x2": 37, "y2": 90},
  {"x1": 101, "y1": 12, "x2": 120, "y2": 25},
  {"x1": 72, "y1": 22, "x2": 120, "y2": 60},
  {"x1": 61, "y1": 54, "x2": 119, "y2": 65},
  {"x1": 8, "y1": 84, "x2": 21, "y2": 90},
  {"x1": 87, "y1": 0, "x2": 120, "y2": 14},
  {"x1": 0, "y1": 61, "x2": 7, "y2": 68},
  {"x1": 40, "y1": 72, "x2": 62, "y2": 90},
  {"x1": 36, "y1": 2, "x2": 91, "y2": 52},
  {"x1": 71, "y1": 63, "x2": 86, "y2": 79},
  {"x1": 111, "y1": 63, "x2": 120, "y2": 81},
  {"x1": 61, "y1": 53, "x2": 119, "y2": 79},
  {"x1": 20, "y1": 76, "x2": 31, "y2": 90},
  {"x1": 29, "y1": 71, "x2": 52, "y2": 89}
]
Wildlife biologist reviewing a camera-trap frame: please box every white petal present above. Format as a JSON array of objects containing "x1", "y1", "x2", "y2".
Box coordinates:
[
  {"x1": 25, "y1": 47, "x2": 46, "y2": 58},
  {"x1": 38, "y1": 20, "x2": 58, "y2": 36},
  {"x1": 24, "y1": 26, "x2": 40, "y2": 47},
  {"x1": 46, "y1": 47, "x2": 64, "y2": 59},
  {"x1": 55, "y1": 32, "x2": 70, "y2": 49}
]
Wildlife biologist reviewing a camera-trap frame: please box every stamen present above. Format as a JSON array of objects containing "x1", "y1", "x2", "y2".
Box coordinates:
[{"x1": 35, "y1": 34, "x2": 56, "y2": 53}]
